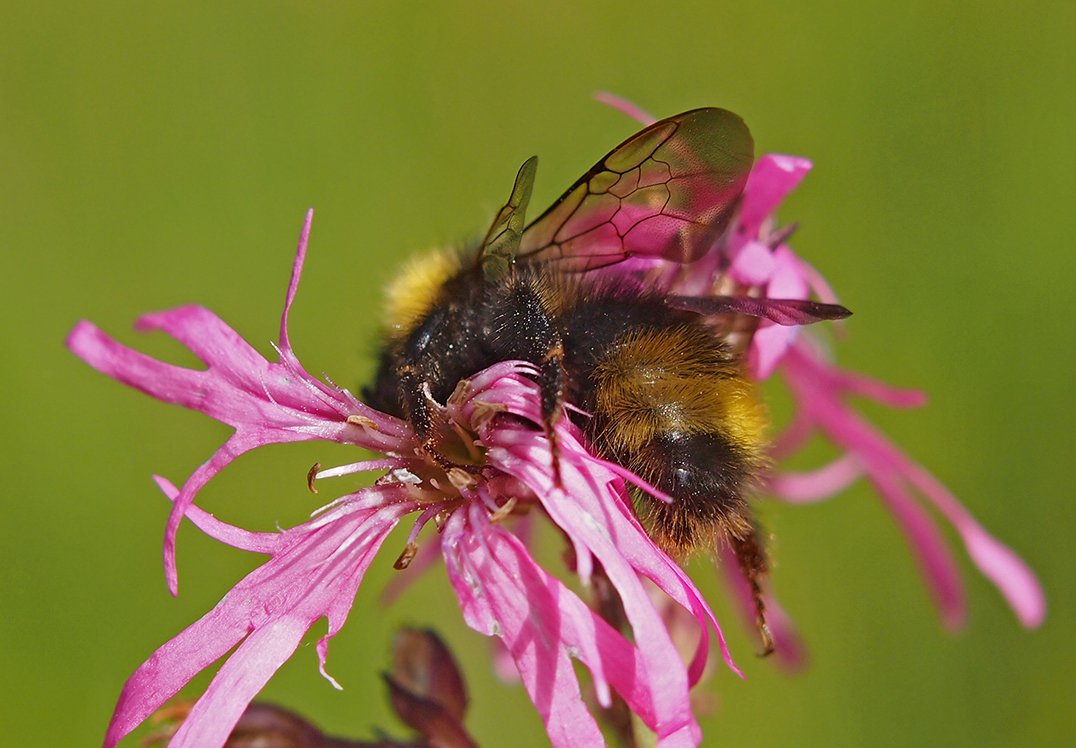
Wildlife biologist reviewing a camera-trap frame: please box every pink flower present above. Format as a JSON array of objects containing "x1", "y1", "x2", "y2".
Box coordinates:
[
  {"x1": 725, "y1": 156, "x2": 1045, "y2": 634},
  {"x1": 770, "y1": 340, "x2": 1046, "y2": 629},
  {"x1": 597, "y1": 93, "x2": 1045, "y2": 658},
  {"x1": 70, "y1": 100, "x2": 1046, "y2": 747},
  {"x1": 68, "y1": 210, "x2": 737, "y2": 748},
  {"x1": 704, "y1": 152, "x2": 1043, "y2": 633}
]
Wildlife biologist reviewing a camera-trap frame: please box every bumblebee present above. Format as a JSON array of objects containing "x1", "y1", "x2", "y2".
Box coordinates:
[{"x1": 364, "y1": 109, "x2": 849, "y2": 653}]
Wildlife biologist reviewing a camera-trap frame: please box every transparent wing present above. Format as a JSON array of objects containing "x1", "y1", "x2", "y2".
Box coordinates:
[
  {"x1": 667, "y1": 295, "x2": 852, "y2": 326},
  {"x1": 518, "y1": 108, "x2": 753, "y2": 271},
  {"x1": 480, "y1": 156, "x2": 538, "y2": 280}
]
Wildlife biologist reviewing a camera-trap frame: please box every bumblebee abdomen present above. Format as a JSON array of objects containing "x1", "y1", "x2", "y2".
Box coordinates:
[
  {"x1": 565, "y1": 304, "x2": 768, "y2": 556},
  {"x1": 632, "y1": 430, "x2": 758, "y2": 552}
]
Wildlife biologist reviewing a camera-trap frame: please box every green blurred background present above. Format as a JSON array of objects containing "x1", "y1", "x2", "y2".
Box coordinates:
[{"x1": 3, "y1": 2, "x2": 1072, "y2": 745}]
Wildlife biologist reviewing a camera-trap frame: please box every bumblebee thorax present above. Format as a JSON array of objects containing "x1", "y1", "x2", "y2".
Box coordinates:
[{"x1": 382, "y1": 247, "x2": 463, "y2": 342}]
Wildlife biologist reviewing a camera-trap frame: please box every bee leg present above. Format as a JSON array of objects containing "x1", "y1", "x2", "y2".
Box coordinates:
[
  {"x1": 730, "y1": 527, "x2": 775, "y2": 656},
  {"x1": 395, "y1": 366, "x2": 441, "y2": 455},
  {"x1": 536, "y1": 341, "x2": 567, "y2": 486},
  {"x1": 493, "y1": 281, "x2": 567, "y2": 485},
  {"x1": 392, "y1": 362, "x2": 474, "y2": 477},
  {"x1": 499, "y1": 342, "x2": 567, "y2": 486}
]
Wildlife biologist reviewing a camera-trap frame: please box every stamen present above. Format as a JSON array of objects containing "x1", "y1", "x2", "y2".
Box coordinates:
[
  {"x1": 448, "y1": 419, "x2": 485, "y2": 462},
  {"x1": 393, "y1": 505, "x2": 446, "y2": 570},
  {"x1": 470, "y1": 399, "x2": 506, "y2": 429},
  {"x1": 489, "y1": 497, "x2": 518, "y2": 523},
  {"x1": 393, "y1": 542, "x2": 419, "y2": 570},
  {"x1": 149, "y1": 700, "x2": 194, "y2": 724},
  {"x1": 447, "y1": 467, "x2": 477, "y2": 490},
  {"x1": 307, "y1": 462, "x2": 321, "y2": 493},
  {"x1": 757, "y1": 621, "x2": 775, "y2": 658},
  {"x1": 346, "y1": 414, "x2": 378, "y2": 430},
  {"x1": 382, "y1": 467, "x2": 423, "y2": 485},
  {"x1": 447, "y1": 377, "x2": 473, "y2": 406},
  {"x1": 316, "y1": 458, "x2": 401, "y2": 480}
]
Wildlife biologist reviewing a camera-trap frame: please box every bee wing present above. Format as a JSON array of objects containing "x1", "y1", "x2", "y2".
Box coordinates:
[
  {"x1": 667, "y1": 295, "x2": 852, "y2": 326},
  {"x1": 479, "y1": 156, "x2": 538, "y2": 280},
  {"x1": 518, "y1": 108, "x2": 754, "y2": 271}
]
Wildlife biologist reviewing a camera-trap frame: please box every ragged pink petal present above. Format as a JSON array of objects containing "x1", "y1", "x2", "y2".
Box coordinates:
[
  {"x1": 441, "y1": 362, "x2": 748, "y2": 742},
  {"x1": 768, "y1": 453, "x2": 866, "y2": 503},
  {"x1": 103, "y1": 478, "x2": 417, "y2": 748},
  {"x1": 594, "y1": 91, "x2": 657, "y2": 125},
  {"x1": 168, "y1": 616, "x2": 311, "y2": 748},
  {"x1": 779, "y1": 340, "x2": 1044, "y2": 629},
  {"x1": 278, "y1": 208, "x2": 312, "y2": 355},
  {"x1": 903, "y1": 462, "x2": 1046, "y2": 628},
  {"x1": 963, "y1": 526, "x2": 1046, "y2": 628},
  {"x1": 443, "y1": 505, "x2": 699, "y2": 746},
  {"x1": 151, "y1": 476, "x2": 278, "y2": 554},
  {"x1": 738, "y1": 154, "x2": 812, "y2": 236},
  {"x1": 867, "y1": 466, "x2": 967, "y2": 629},
  {"x1": 67, "y1": 217, "x2": 412, "y2": 594},
  {"x1": 728, "y1": 240, "x2": 777, "y2": 286},
  {"x1": 466, "y1": 365, "x2": 739, "y2": 685},
  {"x1": 828, "y1": 367, "x2": 928, "y2": 409},
  {"x1": 769, "y1": 408, "x2": 817, "y2": 460},
  {"x1": 442, "y1": 507, "x2": 620, "y2": 745},
  {"x1": 792, "y1": 253, "x2": 842, "y2": 307}
]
